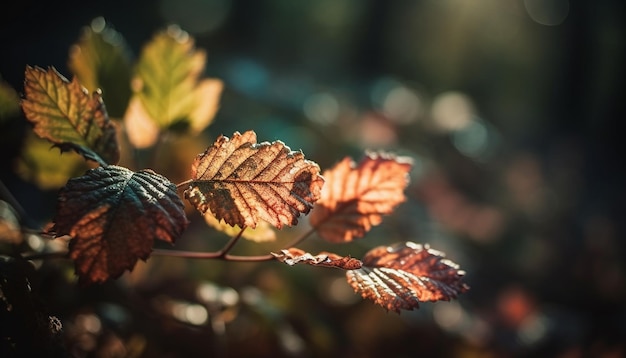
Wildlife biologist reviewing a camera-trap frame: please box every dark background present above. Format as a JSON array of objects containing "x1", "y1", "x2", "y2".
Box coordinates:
[{"x1": 1, "y1": 1, "x2": 625, "y2": 357}]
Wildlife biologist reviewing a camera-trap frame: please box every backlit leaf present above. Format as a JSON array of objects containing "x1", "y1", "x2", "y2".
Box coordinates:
[
  {"x1": 50, "y1": 165, "x2": 189, "y2": 285},
  {"x1": 123, "y1": 25, "x2": 223, "y2": 148},
  {"x1": 68, "y1": 17, "x2": 133, "y2": 118},
  {"x1": 21, "y1": 65, "x2": 120, "y2": 165},
  {"x1": 15, "y1": 132, "x2": 90, "y2": 190},
  {"x1": 346, "y1": 242, "x2": 469, "y2": 313},
  {"x1": 184, "y1": 130, "x2": 324, "y2": 229},
  {"x1": 309, "y1": 152, "x2": 412, "y2": 243},
  {"x1": 204, "y1": 210, "x2": 276, "y2": 242},
  {"x1": 272, "y1": 248, "x2": 362, "y2": 270}
]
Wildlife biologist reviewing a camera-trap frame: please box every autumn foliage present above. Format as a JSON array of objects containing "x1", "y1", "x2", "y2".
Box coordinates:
[{"x1": 3, "y1": 21, "x2": 468, "y2": 315}]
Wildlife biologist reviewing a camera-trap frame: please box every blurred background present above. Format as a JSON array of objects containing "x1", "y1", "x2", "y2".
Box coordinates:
[{"x1": 1, "y1": 0, "x2": 625, "y2": 357}]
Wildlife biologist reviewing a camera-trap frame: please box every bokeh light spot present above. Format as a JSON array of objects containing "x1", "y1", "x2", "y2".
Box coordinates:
[
  {"x1": 452, "y1": 119, "x2": 488, "y2": 158},
  {"x1": 303, "y1": 92, "x2": 339, "y2": 125},
  {"x1": 433, "y1": 301, "x2": 465, "y2": 331},
  {"x1": 431, "y1": 91, "x2": 474, "y2": 131}
]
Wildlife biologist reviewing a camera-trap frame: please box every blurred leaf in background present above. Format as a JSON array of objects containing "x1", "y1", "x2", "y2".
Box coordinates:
[
  {"x1": 68, "y1": 17, "x2": 133, "y2": 119},
  {"x1": 124, "y1": 25, "x2": 223, "y2": 148}
]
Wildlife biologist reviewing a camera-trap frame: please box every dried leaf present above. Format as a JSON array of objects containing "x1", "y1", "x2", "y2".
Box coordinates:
[
  {"x1": 309, "y1": 152, "x2": 412, "y2": 243},
  {"x1": 21, "y1": 65, "x2": 120, "y2": 165},
  {"x1": 50, "y1": 165, "x2": 189, "y2": 285},
  {"x1": 272, "y1": 248, "x2": 362, "y2": 270},
  {"x1": 123, "y1": 25, "x2": 223, "y2": 148},
  {"x1": 204, "y1": 210, "x2": 276, "y2": 242},
  {"x1": 184, "y1": 131, "x2": 324, "y2": 229},
  {"x1": 68, "y1": 17, "x2": 133, "y2": 118},
  {"x1": 346, "y1": 242, "x2": 469, "y2": 313}
]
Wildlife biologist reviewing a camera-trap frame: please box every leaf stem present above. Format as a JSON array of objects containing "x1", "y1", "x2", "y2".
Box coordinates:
[
  {"x1": 176, "y1": 179, "x2": 193, "y2": 188},
  {"x1": 152, "y1": 226, "x2": 319, "y2": 262}
]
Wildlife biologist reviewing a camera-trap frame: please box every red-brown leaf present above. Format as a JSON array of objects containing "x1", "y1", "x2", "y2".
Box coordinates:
[
  {"x1": 346, "y1": 242, "x2": 469, "y2": 313},
  {"x1": 309, "y1": 152, "x2": 412, "y2": 243},
  {"x1": 50, "y1": 165, "x2": 189, "y2": 285},
  {"x1": 184, "y1": 131, "x2": 324, "y2": 229},
  {"x1": 272, "y1": 248, "x2": 362, "y2": 270}
]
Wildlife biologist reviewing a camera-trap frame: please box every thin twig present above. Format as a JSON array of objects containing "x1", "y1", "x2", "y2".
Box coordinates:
[
  {"x1": 151, "y1": 226, "x2": 319, "y2": 262},
  {"x1": 216, "y1": 226, "x2": 246, "y2": 257}
]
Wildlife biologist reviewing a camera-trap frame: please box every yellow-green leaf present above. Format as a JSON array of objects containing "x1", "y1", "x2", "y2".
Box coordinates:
[
  {"x1": 0, "y1": 77, "x2": 20, "y2": 123},
  {"x1": 124, "y1": 25, "x2": 223, "y2": 148},
  {"x1": 15, "y1": 132, "x2": 89, "y2": 190},
  {"x1": 204, "y1": 210, "x2": 276, "y2": 242},
  {"x1": 21, "y1": 65, "x2": 120, "y2": 165},
  {"x1": 68, "y1": 17, "x2": 133, "y2": 118}
]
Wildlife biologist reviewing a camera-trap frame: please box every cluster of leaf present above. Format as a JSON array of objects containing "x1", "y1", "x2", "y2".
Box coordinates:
[{"x1": 9, "y1": 18, "x2": 468, "y2": 313}]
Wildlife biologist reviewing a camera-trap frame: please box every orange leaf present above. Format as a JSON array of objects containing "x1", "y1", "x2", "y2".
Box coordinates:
[
  {"x1": 50, "y1": 165, "x2": 189, "y2": 285},
  {"x1": 272, "y1": 248, "x2": 362, "y2": 270},
  {"x1": 346, "y1": 242, "x2": 469, "y2": 313},
  {"x1": 21, "y1": 65, "x2": 120, "y2": 165},
  {"x1": 309, "y1": 152, "x2": 412, "y2": 242},
  {"x1": 184, "y1": 131, "x2": 324, "y2": 229}
]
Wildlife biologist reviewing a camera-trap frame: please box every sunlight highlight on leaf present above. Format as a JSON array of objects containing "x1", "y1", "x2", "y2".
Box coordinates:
[
  {"x1": 346, "y1": 242, "x2": 469, "y2": 313},
  {"x1": 204, "y1": 210, "x2": 276, "y2": 242},
  {"x1": 123, "y1": 97, "x2": 161, "y2": 149},
  {"x1": 123, "y1": 25, "x2": 223, "y2": 148},
  {"x1": 272, "y1": 248, "x2": 362, "y2": 270},
  {"x1": 184, "y1": 130, "x2": 324, "y2": 229},
  {"x1": 21, "y1": 65, "x2": 120, "y2": 165},
  {"x1": 309, "y1": 152, "x2": 412, "y2": 242},
  {"x1": 50, "y1": 165, "x2": 189, "y2": 285}
]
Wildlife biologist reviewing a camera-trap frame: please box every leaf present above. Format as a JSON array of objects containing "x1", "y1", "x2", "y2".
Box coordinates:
[
  {"x1": 184, "y1": 130, "x2": 324, "y2": 229},
  {"x1": 204, "y1": 210, "x2": 276, "y2": 242},
  {"x1": 309, "y1": 152, "x2": 412, "y2": 243},
  {"x1": 123, "y1": 25, "x2": 223, "y2": 148},
  {"x1": 272, "y1": 248, "x2": 362, "y2": 270},
  {"x1": 50, "y1": 165, "x2": 189, "y2": 285},
  {"x1": 68, "y1": 17, "x2": 133, "y2": 118},
  {"x1": 15, "y1": 132, "x2": 90, "y2": 190},
  {"x1": 0, "y1": 77, "x2": 20, "y2": 122},
  {"x1": 346, "y1": 242, "x2": 469, "y2": 313},
  {"x1": 21, "y1": 65, "x2": 120, "y2": 165}
]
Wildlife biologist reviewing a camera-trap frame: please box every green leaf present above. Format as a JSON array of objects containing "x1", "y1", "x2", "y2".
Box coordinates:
[
  {"x1": 0, "y1": 77, "x2": 20, "y2": 123},
  {"x1": 50, "y1": 165, "x2": 189, "y2": 285},
  {"x1": 68, "y1": 17, "x2": 133, "y2": 118},
  {"x1": 124, "y1": 25, "x2": 223, "y2": 148},
  {"x1": 15, "y1": 132, "x2": 89, "y2": 190},
  {"x1": 21, "y1": 65, "x2": 120, "y2": 165}
]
